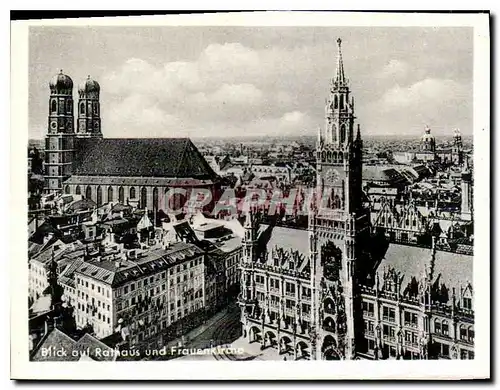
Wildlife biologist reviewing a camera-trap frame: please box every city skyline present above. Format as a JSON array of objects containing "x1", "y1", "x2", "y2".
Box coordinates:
[{"x1": 29, "y1": 26, "x2": 473, "y2": 140}]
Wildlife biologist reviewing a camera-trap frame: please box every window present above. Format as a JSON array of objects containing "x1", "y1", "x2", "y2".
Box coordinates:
[
  {"x1": 463, "y1": 297, "x2": 472, "y2": 310},
  {"x1": 285, "y1": 282, "x2": 295, "y2": 295},
  {"x1": 442, "y1": 321, "x2": 449, "y2": 336},
  {"x1": 460, "y1": 326, "x2": 467, "y2": 341},
  {"x1": 130, "y1": 187, "x2": 136, "y2": 199},
  {"x1": 434, "y1": 319, "x2": 441, "y2": 334},
  {"x1": 80, "y1": 102, "x2": 85, "y2": 115},
  {"x1": 270, "y1": 278, "x2": 280, "y2": 289},
  {"x1": 468, "y1": 328, "x2": 474, "y2": 343},
  {"x1": 404, "y1": 311, "x2": 418, "y2": 326},
  {"x1": 75, "y1": 185, "x2": 81, "y2": 195},
  {"x1": 362, "y1": 301, "x2": 374, "y2": 316},
  {"x1": 97, "y1": 286, "x2": 101, "y2": 293},
  {"x1": 382, "y1": 306, "x2": 396, "y2": 322},
  {"x1": 51, "y1": 100, "x2": 57, "y2": 113},
  {"x1": 460, "y1": 349, "x2": 469, "y2": 360},
  {"x1": 124, "y1": 286, "x2": 129, "y2": 294}
]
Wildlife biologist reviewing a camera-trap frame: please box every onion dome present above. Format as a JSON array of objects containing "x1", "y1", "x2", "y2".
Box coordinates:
[
  {"x1": 421, "y1": 125, "x2": 435, "y2": 142},
  {"x1": 49, "y1": 69, "x2": 73, "y2": 90},
  {"x1": 78, "y1": 75, "x2": 100, "y2": 94}
]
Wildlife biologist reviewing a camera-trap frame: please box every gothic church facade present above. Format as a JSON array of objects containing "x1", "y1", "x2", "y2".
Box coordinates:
[{"x1": 43, "y1": 72, "x2": 220, "y2": 212}]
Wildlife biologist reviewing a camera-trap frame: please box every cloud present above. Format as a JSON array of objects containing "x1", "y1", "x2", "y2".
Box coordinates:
[
  {"x1": 379, "y1": 78, "x2": 468, "y2": 111},
  {"x1": 378, "y1": 59, "x2": 410, "y2": 81},
  {"x1": 107, "y1": 94, "x2": 185, "y2": 137},
  {"x1": 361, "y1": 78, "x2": 471, "y2": 135},
  {"x1": 189, "y1": 83, "x2": 264, "y2": 107},
  {"x1": 102, "y1": 43, "x2": 312, "y2": 135}
]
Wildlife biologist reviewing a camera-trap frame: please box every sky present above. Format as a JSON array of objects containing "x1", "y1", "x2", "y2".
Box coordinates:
[{"x1": 28, "y1": 26, "x2": 473, "y2": 140}]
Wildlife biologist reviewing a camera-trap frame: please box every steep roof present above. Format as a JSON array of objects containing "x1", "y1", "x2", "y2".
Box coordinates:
[
  {"x1": 378, "y1": 244, "x2": 472, "y2": 292},
  {"x1": 73, "y1": 138, "x2": 217, "y2": 179},
  {"x1": 31, "y1": 328, "x2": 77, "y2": 361}
]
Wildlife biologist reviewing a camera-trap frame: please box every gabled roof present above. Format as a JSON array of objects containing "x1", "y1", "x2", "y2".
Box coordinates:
[
  {"x1": 73, "y1": 138, "x2": 217, "y2": 179},
  {"x1": 31, "y1": 328, "x2": 77, "y2": 361}
]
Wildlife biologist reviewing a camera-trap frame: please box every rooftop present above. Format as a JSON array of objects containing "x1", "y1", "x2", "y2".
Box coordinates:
[
  {"x1": 72, "y1": 138, "x2": 217, "y2": 179},
  {"x1": 378, "y1": 243, "x2": 472, "y2": 292}
]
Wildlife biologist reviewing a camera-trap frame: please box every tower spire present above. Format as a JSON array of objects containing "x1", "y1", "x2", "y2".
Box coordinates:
[{"x1": 335, "y1": 38, "x2": 346, "y2": 85}]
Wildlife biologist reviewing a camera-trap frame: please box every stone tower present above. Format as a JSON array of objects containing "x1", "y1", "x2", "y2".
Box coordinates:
[
  {"x1": 309, "y1": 38, "x2": 370, "y2": 360},
  {"x1": 461, "y1": 156, "x2": 472, "y2": 221},
  {"x1": 452, "y1": 128, "x2": 464, "y2": 166},
  {"x1": 44, "y1": 70, "x2": 75, "y2": 194},
  {"x1": 421, "y1": 125, "x2": 436, "y2": 153},
  {"x1": 77, "y1": 75, "x2": 102, "y2": 138}
]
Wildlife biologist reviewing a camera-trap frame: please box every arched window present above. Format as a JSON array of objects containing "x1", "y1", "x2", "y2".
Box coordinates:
[
  {"x1": 75, "y1": 185, "x2": 81, "y2": 195},
  {"x1": 96, "y1": 186, "x2": 102, "y2": 206},
  {"x1": 51, "y1": 100, "x2": 57, "y2": 113},
  {"x1": 441, "y1": 320, "x2": 449, "y2": 336},
  {"x1": 64, "y1": 185, "x2": 70, "y2": 194},
  {"x1": 85, "y1": 186, "x2": 92, "y2": 200},
  {"x1": 140, "y1": 187, "x2": 147, "y2": 209},
  {"x1": 434, "y1": 319, "x2": 441, "y2": 334},
  {"x1": 118, "y1": 187, "x2": 124, "y2": 203},
  {"x1": 340, "y1": 124, "x2": 346, "y2": 142},
  {"x1": 468, "y1": 327, "x2": 474, "y2": 342},
  {"x1": 130, "y1": 187, "x2": 136, "y2": 199},
  {"x1": 340, "y1": 94, "x2": 344, "y2": 109},
  {"x1": 333, "y1": 195, "x2": 341, "y2": 210},
  {"x1": 80, "y1": 102, "x2": 85, "y2": 115},
  {"x1": 334, "y1": 95, "x2": 338, "y2": 109},
  {"x1": 107, "y1": 186, "x2": 114, "y2": 203},
  {"x1": 459, "y1": 325, "x2": 467, "y2": 341}
]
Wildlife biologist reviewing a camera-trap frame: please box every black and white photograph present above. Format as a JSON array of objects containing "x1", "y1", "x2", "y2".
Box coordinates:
[{"x1": 10, "y1": 11, "x2": 490, "y2": 380}]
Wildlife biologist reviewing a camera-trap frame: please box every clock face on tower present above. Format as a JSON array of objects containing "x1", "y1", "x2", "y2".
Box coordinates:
[{"x1": 325, "y1": 168, "x2": 340, "y2": 185}]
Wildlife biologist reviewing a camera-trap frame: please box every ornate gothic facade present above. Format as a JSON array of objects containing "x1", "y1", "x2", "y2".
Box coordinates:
[{"x1": 238, "y1": 39, "x2": 474, "y2": 360}]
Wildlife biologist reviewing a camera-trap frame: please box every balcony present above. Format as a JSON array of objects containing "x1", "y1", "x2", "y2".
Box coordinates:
[
  {"x1": 383, "y1": 335, "x2": 396, "y2": 343},
  {"x1": 363, "y1": 311, "x2": 375, "y2": 318}
]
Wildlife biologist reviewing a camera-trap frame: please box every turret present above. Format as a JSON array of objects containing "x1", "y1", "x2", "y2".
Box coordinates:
[
  {"x1": 77, "y1": 75, "x2": 102, "y2": 138},
  {"x1": 44, "y1": 70, "x2": 75, "y2": 194}
]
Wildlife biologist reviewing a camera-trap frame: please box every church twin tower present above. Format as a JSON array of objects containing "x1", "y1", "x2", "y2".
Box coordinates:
[{"x1": 44, "y1": 71, "x2": 102, "y2": 193}]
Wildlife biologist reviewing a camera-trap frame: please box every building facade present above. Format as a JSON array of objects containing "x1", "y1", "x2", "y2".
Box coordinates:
[
  {"x1": 237, "y1": 38, "x2": 474, "y2": 360},
  {"x1": 71, "y1": 242, "x2": 205, "y2": 343},
  {"x1": 43, "y1": 73, "x2": 221, "y2": 212}
]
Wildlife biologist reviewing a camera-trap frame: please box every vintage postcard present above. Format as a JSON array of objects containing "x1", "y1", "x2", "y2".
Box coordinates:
[{"x1": 11, "y1": 11, "x2": 490, "y2": 380}]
